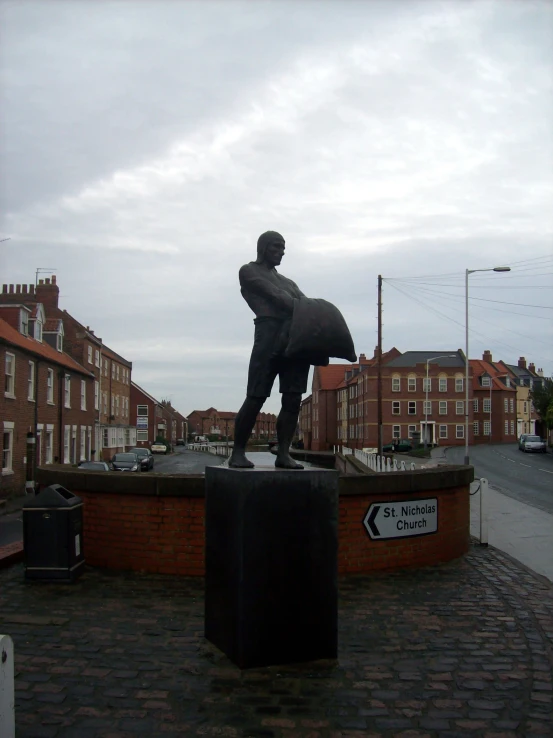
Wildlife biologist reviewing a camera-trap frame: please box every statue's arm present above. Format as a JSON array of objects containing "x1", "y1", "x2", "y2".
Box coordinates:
[{"x1": 239, "y1": 265, "x2": 295, "y2": 313}]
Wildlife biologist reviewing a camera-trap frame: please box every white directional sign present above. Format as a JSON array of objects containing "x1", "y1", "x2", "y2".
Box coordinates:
[{"x1": 363, "y1": 498, "x2": 438, "y2": 540}]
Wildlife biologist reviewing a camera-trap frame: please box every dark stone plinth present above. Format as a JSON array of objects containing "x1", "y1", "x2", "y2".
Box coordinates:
[{"x1": 205, "y1": 466, "x2": 339, "y2": 669}]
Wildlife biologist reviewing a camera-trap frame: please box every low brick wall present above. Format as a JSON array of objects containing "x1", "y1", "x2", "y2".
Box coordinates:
[{"x1": 36, "y1": 465, "x2": 472, "y2": 577}]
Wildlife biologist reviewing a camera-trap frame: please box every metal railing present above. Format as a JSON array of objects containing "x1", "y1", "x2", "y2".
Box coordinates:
[
  {"x1": 470, "y1": 477, "x2": 488, "y2": 545},
  {"x1": 187, "y1": 443, "x2": 231, "y2": 458},
  {"x1": 337, "y1": 446, "x2": 416, "y2": 472}
]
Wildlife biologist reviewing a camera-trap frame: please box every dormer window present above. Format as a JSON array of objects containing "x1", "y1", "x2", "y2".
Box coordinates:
[
  {"x1": 35, "y1": 320, "x2": 43, "y2": 342},
  {"x1": 20, "y1": 310, "x2": 29, "y2": 336},
  {"x1": 57, "y1": 333, "x2": 63, "y2": 352},
  {"x1": 482, "y1": 376, "x2": 491, "y2": 387}
]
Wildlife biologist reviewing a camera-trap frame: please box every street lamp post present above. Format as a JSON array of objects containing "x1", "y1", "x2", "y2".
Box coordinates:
[
  {"x1": 424, "y1": 355, "x2": 456, "y2": 449},
  {"x1": 465, "y1": 266, "x2": 511, "y2": 464}
]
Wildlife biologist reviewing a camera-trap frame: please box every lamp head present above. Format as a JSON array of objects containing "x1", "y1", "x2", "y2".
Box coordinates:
[{"x1": 493, "y1": 266, "x2": 511, "y2": 272}]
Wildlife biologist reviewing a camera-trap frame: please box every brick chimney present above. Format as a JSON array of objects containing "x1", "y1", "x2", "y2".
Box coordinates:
[
  {"x1": 482, "y1": 350, "x2": 492, "y2": 363},
  {"x1": 35, "y1": 275, "x2": 59, "y2": 310},
  {"x1": 528, "y1": 363, "x2": 535, "y2": 374},
  {"x1": 359, "y1": 353, "x2": 366, "y2": 361},
  {"x1": 518, "y1": 357, "x2": 527, "y2": 369}
]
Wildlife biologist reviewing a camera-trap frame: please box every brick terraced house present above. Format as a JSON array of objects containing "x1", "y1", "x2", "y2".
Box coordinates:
[
  {"x1": 470, "y1": 351, "x2": 518, "y2": 445},
  {"x1": 1, "y1": 314, "x2": 95, "y2": 497},
  {"x1": 0, "y1": 277, "x2": 135, "y2": 462}
]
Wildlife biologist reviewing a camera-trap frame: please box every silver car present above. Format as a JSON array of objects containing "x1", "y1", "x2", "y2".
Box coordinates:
[{"x1": 519, "y1": 435, "x2": 546, "y2": 453}]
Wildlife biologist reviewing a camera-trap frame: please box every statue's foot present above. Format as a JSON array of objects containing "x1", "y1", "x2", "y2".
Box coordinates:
[
  {"x1": 275, "y1": 454, "x2": 304, "y2": 470},
  {"x1": 228, "y1": 452, "x2": 254, "y2": 469}
]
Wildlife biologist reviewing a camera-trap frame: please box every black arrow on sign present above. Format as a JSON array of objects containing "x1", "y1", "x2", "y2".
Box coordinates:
[{"x1": 367, "y1": 505, "x2": 380, "y2": 537}]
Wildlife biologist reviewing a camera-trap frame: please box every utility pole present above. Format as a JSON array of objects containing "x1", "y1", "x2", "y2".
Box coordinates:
[{"x1": 377, "y1": 275, "x2": 383, "y2": 455}]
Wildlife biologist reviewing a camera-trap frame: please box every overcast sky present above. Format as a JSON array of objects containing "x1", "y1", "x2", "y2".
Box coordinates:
[{"x1": 1, "y1": 0, "x2": 552, "y2": 416}]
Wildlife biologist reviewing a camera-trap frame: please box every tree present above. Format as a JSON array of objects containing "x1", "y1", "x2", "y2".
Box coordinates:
[{"x1": 530, "y1": 378, "x2": 553, "y2": 428}]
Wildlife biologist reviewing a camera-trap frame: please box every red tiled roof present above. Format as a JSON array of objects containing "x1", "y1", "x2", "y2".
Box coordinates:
[
  {"x1": 0, "y1": 318, "x2": 93, "y2": 377},
  {"x1": 316, "y1": 364, "x2": 348, "y2": 390},
  {"x1": 469, "y1": 359, "x2": 516, "y2": 391},
  {"x1": 44, "y1": 318, "x2": 61, "y2": 331}
]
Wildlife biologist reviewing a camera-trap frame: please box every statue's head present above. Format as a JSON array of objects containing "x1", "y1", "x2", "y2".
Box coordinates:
[{"x1": 256, "y1": 231, "x2": 285, "y2": 267}]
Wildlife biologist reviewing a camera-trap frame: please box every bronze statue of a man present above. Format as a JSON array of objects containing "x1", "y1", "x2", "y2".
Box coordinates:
[{"x1": 229, "y1": 231, "x2": 309, "y2": 470}]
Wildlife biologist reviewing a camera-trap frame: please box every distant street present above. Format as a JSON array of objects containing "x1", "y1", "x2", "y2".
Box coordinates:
[
  {"x1": 149, "y1": 446, "x2": 227, "y2": 474},
  {"x1": 445, "y1": 443, "x2": 553, "y2": 515}
]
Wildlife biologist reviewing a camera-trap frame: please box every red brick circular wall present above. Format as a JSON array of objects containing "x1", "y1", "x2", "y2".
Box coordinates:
[{"x1": 36, "y1": 466, "x2": 471, "y2": 577}]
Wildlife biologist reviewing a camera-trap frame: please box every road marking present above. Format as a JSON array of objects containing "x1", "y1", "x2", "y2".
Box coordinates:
[
  {"x1": 538, "y1": 468, "x2": 553, "y2": 474},
  {"x1": 520, "y1": 463, "x2": 531, "y2": 467},
  {"x1": 507, "y1": 459, "x2": 515, "y2": 463}
]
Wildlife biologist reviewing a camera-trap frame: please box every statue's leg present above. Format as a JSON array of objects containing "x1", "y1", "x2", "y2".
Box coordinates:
[
  {"x1": 275, "y1": 392, "x2": 304, "y2": 470},
  {"x1": 228, "y1": 396, "x2": 265, "y2": 468}
]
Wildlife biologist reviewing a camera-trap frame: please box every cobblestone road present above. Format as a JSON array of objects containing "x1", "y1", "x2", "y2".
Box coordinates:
[{"x1": 1, "y1": 542, "x2": 552, "y2": 737}]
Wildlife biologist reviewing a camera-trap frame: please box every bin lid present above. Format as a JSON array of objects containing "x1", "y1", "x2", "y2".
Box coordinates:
[{"x1": 23, "y1": 484, "x2": 82, "y2": 509}]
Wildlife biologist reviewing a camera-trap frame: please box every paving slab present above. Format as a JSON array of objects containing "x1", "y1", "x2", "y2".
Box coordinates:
[{"x1": 1, "y1": 543, "x2": 552, "y2": 737}]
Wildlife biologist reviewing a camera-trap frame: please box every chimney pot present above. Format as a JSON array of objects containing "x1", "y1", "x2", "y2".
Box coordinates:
[
  {"x1": 16, "y1": 284, "x2": 21, "y2": 293},
  {"x1": 45, "y1": 278, "x2": 50, "y2": 285},
  {"x1": 22, "y1": 285, "x2": 27, "y2": 293},
  {"x1": 30, "y1": 285, "x2": 35, "y2": 294},
  {"x1": 9, "y1": 285, "x2": 14, "y2": 293},
  {"x1": 52, "y1": 275, "x2": 56, "y2": 285},
  {"x1": 482, "y1": 350, "x2": 492, "y2": 362},
  {"x1": 518, "y1": 357, "x2": 527, "y2": 369},
  {"x1": 39, "y1": 279, "x2": 44, "y2": 285},
  {"x1": 2, "y1": 285, "x2": 6, "y2": 293}
]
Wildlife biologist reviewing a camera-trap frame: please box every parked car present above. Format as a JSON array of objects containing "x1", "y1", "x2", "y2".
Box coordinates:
[
  {"x1": 519, "y1": 435, "x2": 546, "y2": 453},
  {"x1": 151, "y1": 442, "x2": 168, "y2": 455},
  {"x1": 111, "y1": 452, "x2": 141, "y2": 471},
  {"x1": 176, "y1": 438, "x2": 185, "y2": 446},
  {"x1": 78, "y1": 461, "x2": 112, "y2": 471},
  {"x1": 130, "y1": 447, "x2": 154, "y2": 471},
  {"x1": 383, "y1": 439, "x2": 413, "y2": 453}
]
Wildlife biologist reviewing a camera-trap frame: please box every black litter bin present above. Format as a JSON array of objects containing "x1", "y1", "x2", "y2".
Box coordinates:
[{"x1": 23, "y1": 484, "x2": 85, "y2": 582}]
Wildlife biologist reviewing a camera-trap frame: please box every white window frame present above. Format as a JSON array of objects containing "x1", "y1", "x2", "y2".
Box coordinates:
[
  {"x1": 64, "y1": 374, "x2": 71, "y2": 408},
  {"x1": 112, "y1": 363, "x2": 115, "y2": 380},
  {"x1": 408, "y1": 401, "x2": 416, "y2": 415},
  {"x1": 408, "y1": 376, "x2": 416, "y2": 392},
  {"x1": 439, "y1": 401, "x2": 447, "y2": 415},
  {"x1": 137, "y1": 405, "x2": 148, "y2": 416},
  {"x1": 116, "y1": 365, "x2": 120, "y2": 381},
  {"x1": 455, "y1": 376, "x2": 463, "y2": 392},
  {"x1": 423, "y1": 400, "x2": 431, "y2": 415},
  {"x1": 510, "y1": 420, "x2": 514, "y2": 435},
  {"x1": 482, "y1": 376, "x2": 491, "y2": 387},
  {"x1": 473, "y1": 421, "x2": 479, "y2": 436},
  {"x1": 392, "y1": 376, "x2": 400, "y2": 392},
  {"x1": 87, "y1": 346, "x2": 93, "y2": 364},
  {"x1": 510, "y1": 398, "x2": 514, "y2": 413},
  {"x1": 504, "y1": 420, "x2": 509, "y2": 435},
  {"x1": 439, "y1": 425, "x2": 448, "y2": 439},
  {"x1": 80, "y1": 427, "x2": 86, "y2": 461},
  {"x1": 483, "y1": 398, "x2": 491, "y2": 413},
  {"x1": 94, "y1": 381, "x2": 99, "y2": 410},
  {"x1": 422, "y1": 378, "x2": 431, "y2": 392},
  {"x1": 45, "y1": 428, "x2": 53, "y2": 464},
  {"x1": 47, "y1": 368, "x2": 54, "y2": 404},
  {"x1": 95, "y1": 349, "x2": 100, "y2": 368},
  {"x1": 80, "y1": 380, "x2": 87, "y2": 410},
  {"x1": 28, "y1": 360, "x2": 35, "y2": 401},
  {"x1": 392, "y1": 425, "x2": 401, "y2": 439},
  {"x1": 392, "y1": 401, "x2": 400, "y2": 415},
  {"x1": 439, "y1": 377, "x2": 447, "y2": 393},
  {"x1": 63, "y1": 426, "x2": 71, "y2": 463},
  {"x1": 5, "y1": 353, "x2": 15, "y2": 397},
  {"x1": 456, "y1": 425, "x2": 464, "y2": 439},
  {"x1": 408, "y1": 425, "x2": 417, "y2": 438},
  {"x1": 483, "y1": 420, "x2": 491, "y2": 436},
  {"x1": 56, "y1": 333, "x2": 63, "y2": 352},
  {"x1": 2, "y1": 423, "x2": 14, "y2": 473},
  {"x1": 473, "y1": 399, "x2": 478, "y2": 412},
  {"x1": 504, "y1": 398, "x2": 508, "y2": 412},
  {"x1": 456, "y1": 401, "x2": 464, "y2": 415}
]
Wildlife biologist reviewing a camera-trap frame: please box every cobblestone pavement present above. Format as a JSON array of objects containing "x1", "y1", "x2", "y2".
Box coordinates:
[{"x1": 1, "y1": 543, "x2": 552, "y2": 737}]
